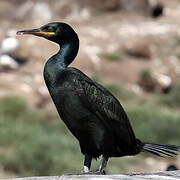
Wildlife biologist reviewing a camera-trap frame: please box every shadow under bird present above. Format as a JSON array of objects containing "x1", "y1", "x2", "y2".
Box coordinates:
[{"x1": 17, "y1": 22, "x2": 180, "y2": 174}]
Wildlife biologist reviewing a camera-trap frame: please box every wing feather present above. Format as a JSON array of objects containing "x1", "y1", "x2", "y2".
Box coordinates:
[
  {"x1": 67, "y1": 67, "x2": 138, "y2": 149},
  {"x1": 77, "y1": 77, "x2": 137, "y2": 147}
]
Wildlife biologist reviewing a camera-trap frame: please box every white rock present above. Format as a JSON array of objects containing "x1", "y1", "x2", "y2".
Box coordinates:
[
  {"x1": 20, "y1": 83, "x2": 32, "y2": 93},
  {"x1": 87, "y1": 27, "x2": 109, "y2": 39},
  {"x1": 154, "y1": 73, "x2": 172, "y2": 87},
  {"x1": 38, "y1": 86, "x2": 49, "y2": 96},
  {"x1": 131, "y1": 84, "x2": 143, "y2": 94},
  {"x1": 0, "y1": 55, "x2": 19, "y2": 69},
  {"x1": 1, "y1": 37, "x2": 19, "y2": 53},
  {"x1": 32, "y1": 2, "x2": 52, "y2": 21},
  {"x1": 80, "y1": 8, "x2": 90, "y2": 19},
  {"x1": 83, "y1": 45, "x2": 101, "y2": 65}
]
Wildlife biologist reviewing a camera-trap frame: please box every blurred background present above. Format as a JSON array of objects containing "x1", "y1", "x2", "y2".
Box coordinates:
[{"x1": 0, "y1": 0, "x2": 180, "y2": 178}]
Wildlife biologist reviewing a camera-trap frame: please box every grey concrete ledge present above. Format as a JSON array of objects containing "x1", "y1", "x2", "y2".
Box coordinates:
[{"x1": 4, "y1": 170, "x2": 180, "y2": 180}]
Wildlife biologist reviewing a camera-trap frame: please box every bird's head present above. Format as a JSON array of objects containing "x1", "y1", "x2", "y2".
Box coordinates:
[{"x1": 17, "y1": 22, "x2": 78, "y2": 45}]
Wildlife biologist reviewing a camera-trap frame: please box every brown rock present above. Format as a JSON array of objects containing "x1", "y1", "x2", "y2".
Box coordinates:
[
  {"x1": 138, "y1": 70, "x2": 172, "y2": 93},
  {"x1": 124, "y1": 41, "x2": 152, "y2": 59}
]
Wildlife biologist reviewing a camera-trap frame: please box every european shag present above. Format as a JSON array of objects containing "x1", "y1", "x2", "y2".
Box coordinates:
[{"x1": 17, "y1": 22, "x2": 180, "y2": 174}]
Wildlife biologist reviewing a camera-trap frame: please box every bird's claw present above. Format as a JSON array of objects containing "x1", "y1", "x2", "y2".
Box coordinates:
[
  {"x1": 90, "y1": 169, "x2": 106, "y2": 175},
  {"x1": 63, "y1": 169, "x2": 106, "y2": 176},
  {"x1": 77, "y1": 169, "x2": 106, "y2": 175}
]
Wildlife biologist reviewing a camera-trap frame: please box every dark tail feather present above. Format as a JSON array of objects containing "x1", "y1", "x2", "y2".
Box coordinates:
[{"x1": 142, "y1": 142, "x2": 180, "y2": 157}]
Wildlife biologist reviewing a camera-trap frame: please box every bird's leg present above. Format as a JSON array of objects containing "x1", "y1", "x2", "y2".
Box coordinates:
[
  {"x1": 82, "y1": 154, "x2": 92, "y2": 173},
  {"x1": 93, "y1": 155, "x2": 109, "y2": 175},
  {"x1": 99, "y1": 156, "x2": 108, "y2": 172},
  {"x1": 65, "y1": 155, "x2": 92, "y2": 176}
]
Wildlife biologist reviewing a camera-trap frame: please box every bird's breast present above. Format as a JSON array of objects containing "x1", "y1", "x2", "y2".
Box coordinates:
[{"x1": 45, "y1": 75, "x2": 86, "y2": 123}]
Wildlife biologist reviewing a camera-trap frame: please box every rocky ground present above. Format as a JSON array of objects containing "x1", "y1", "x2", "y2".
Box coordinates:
[{"x1": 0, "y1": 0, "x2": 179, "y2": 108}]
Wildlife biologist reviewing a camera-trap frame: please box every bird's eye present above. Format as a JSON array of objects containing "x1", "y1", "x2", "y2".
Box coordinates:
[{"x1": 48, "y1": 26, "x2": 55, "y2": 32}]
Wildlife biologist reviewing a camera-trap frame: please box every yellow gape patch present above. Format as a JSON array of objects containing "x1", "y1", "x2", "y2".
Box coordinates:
[{"x1": 38, "y1": 32, "x2": 56, "y2": 37}]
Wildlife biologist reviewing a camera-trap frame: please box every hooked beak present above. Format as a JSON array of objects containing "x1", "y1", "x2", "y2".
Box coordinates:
[{"x1": 16, "y1": 28, "x2": 55, "y2": 38}]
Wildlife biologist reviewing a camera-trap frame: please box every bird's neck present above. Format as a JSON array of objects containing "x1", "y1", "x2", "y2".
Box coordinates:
[
  {"x1": 53, "y1": 37, "x2": 79, "y2": 68},
  {"x1": 43, "y1": 35, "x2": 79, "y2": 86}
]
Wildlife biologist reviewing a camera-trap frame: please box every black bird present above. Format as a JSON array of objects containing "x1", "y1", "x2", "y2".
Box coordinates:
[
  {"x1": 17, "y1": 22, "x2": 180, "y2": 174},
  {"x1": 166, "y1": 164, "x2": 178, "y2": 171},
  {"x1": 151, "y1": 3, "x2": 164, "y2": 18}
]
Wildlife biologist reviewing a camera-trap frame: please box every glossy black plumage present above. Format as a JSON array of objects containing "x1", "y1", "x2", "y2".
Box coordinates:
[
  {"x1": 45, "y1": 66, "x2": 142, "y2": 158},
  {"x1": 17, "y1": 22, "x2": 180, "y2": 174}
]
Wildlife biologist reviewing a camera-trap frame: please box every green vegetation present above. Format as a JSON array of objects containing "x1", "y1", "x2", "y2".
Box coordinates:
[
  {"x1": 0, "y1": 95, "x2": 180, "y2": 177},
  {"x1": 91, "y1": 73, "x2": 104, "y2": 83},
  {"x1": 0, "y1": 96, "x2": 81, "y2": 176},
  {"x1": 174, "y1": 35, "x2": 180, "y2": 47},
  {"x1": 138, "y1": 69, "x2": 157, "y2": 92},
  {"x1": 0, "y1": 96, "x2": 27, "y2": 118},
  {"x1": 127, "y1": 105, "x2": 180, "y2": 145},
  {"x1": 100, "y1": 51, "x2": 123, "y2": 61},
  {"x1": 158, "y1": 83, "x2": 180, "y2": 108},
  {"x1": 139, "y1": 69, "x2": 153, "y2": 80},
  {"x1": 176, "y1": 53, "x2": 180, "y2": 60}
]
